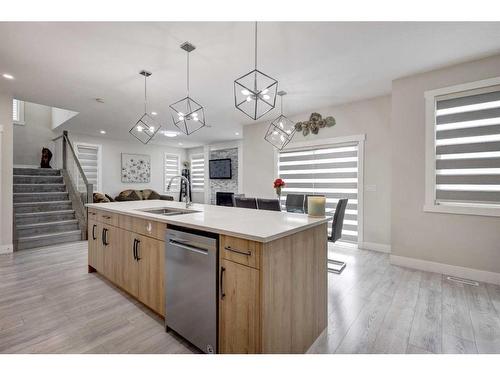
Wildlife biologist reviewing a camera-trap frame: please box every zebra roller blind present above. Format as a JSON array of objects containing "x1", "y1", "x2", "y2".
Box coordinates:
[
  {"x1": 435, "y1": 85, "x2": 500, "y2": 206},
  {"x1": 75, "y1": 143, "x2": 100, "y2": 192},
  {"x1": 164, "y1": 153, "x2": 180, "y2": 192},
  {"x1": 278, "y1": 143, "x2": 359, "y2": 243},
  {"x1": 190, "y1": 153, "x2": 205, "y2": 192}
]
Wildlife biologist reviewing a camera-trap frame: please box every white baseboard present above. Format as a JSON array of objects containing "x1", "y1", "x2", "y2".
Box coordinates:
[
  {"x1": 360, "y1": 241, "x2": 392, "y2": 253},
  {"x1": 390, "y1": 254, "x2": 500, "y2": 286},
  {"x1": 0, "y1": 244, "x2": 13, "y2": 254}
]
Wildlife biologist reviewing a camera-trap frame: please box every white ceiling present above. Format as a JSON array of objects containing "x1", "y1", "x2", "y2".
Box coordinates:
[{"x1": 1, "y1": 22, "x2": 500, "y2": 148}]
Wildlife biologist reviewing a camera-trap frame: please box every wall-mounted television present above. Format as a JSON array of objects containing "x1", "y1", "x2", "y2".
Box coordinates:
[{"x1": 209, "y1": 158, "x2": 232, "y2": 179}]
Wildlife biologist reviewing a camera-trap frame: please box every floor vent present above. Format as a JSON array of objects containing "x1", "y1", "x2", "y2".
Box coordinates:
[{"x1": 446, "y1": 276, "x2": 479, "y2": 286}]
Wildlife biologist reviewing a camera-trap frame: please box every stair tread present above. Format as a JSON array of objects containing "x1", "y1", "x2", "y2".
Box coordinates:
[
  {"x1": 14, "y1": 183, "x2": 65, "y2": 186},
  {"x1": 14, "y1": 191, "x2": 68, "y2": 195},
  {"x1": 18, "y1": 230, "x2": 81, "y2": 242},
  {"x1": 16, "y1": 219, "x2": 79, "y2": 230},
  {"x1": 14, "y1": 200, "x2": 71, "y2": 206},
  {"x1": 15, "y1": 210, "x2": 75, "y2": 217}
]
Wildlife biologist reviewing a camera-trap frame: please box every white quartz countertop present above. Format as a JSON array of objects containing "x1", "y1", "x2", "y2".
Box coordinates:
[{"x1": 86, "y1": 200, "x2": 330, "y2": 243}]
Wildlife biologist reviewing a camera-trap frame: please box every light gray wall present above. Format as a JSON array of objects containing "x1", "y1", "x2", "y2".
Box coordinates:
[
  {"x1": 391, "y1": 54, "x2": 500, "y2": 274},
  {"x1": 68, "y1": 133, "x2": 186, "y2": 200},
  {"x1": 13, "y1": 102, "x2": 55, "y2": 167},
  {"x1": 0, "y1": 87, "x2": 13, "y2": 250},
  {"x1": 242, "y1": 95, "x2": 392, "y2": 246}
]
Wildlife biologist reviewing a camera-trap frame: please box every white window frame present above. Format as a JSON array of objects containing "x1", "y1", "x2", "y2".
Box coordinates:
[
  {"x1": 13, "y1": 99, "x2": 25, "y2": 125},
  {"x1": 273, "y1": 134, "x2": 366, "y2": 245},
  {"x1": 190, "y1": 153, "x2": 205, "y2": 192},
  {"x1": 164, "y1": 152, "x2": 181, "y2": 193},
  {"x1": 424, "y1": 76, "x2": 500, "y2": 218}
]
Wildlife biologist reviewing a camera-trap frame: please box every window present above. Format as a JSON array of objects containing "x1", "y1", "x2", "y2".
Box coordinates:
[
  {"x1": 75, "y1": 143, "x2": 102, "y2": 192},
  {"x1": 164, "y1": 153, "x2": 181, "y2": 192},
  {"x1": 13, "y1": 99, "x2": 25, "y2": 125},
  {"x1": 425, "y1": 77, "x2": 500, "y2": 217},
  {"x1": 278, "y1": 143, "x2": 360, "y2": 243},
  {"x1": 190, "y1": 153, "x2": 205, "y2": 192}
]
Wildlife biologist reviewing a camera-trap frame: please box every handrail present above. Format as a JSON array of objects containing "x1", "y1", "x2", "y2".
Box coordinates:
[
  {"x1": 53, "y1": 130, "x2": 93, "y2": 241},
  {"x1": 51, "y1": 134, "x2": 64, "y2": 142},
  {"x1": 63, "y1": 132, "x2": 90, "y2": 187}
]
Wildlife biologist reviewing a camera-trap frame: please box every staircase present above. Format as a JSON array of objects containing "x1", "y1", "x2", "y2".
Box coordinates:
[{"x1": 14, "y1": 167, "x2": 82, "y2": 250}]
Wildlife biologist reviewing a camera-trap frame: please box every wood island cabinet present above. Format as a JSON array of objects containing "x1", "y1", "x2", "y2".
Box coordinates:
[
  {"x1": 88, "y1": 206, "x2": 327, "y2": 354},
  {"x1": 219, "y1": 258, "x2": 260, "y2": 353},
  {"x1": 88, "y1": 211, "x2": 165, "y2": 317}
]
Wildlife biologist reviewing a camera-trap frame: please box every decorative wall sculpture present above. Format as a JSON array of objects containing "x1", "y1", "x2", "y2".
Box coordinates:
[{"x1": 294, "y1": 112, "x2": 336, "y2": 136}]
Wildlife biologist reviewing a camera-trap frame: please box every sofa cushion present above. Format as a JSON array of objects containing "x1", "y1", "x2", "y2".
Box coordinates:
[
  {"x1": 115, "y1": 189, "x2": 141, "y2": 201},
  {"x1": 146, "y1": 190, "x2": 160, "y2": 199},
  {"x1": 93, "y1": 192, "x2": 110, "y2": 203}
]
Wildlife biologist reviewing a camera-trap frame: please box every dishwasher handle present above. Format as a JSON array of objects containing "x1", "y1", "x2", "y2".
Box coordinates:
[{"x1": 169, "y1": 239, "x2": 209, "y2": 255}]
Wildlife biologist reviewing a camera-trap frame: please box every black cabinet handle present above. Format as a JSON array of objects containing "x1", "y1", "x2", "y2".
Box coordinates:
[
  {"x1": 220, "y1": 266, "x2": 226, "y2": 300},
  {"x1": 133, "y1": 239, "x2": 137, "y2": 260},
  {"x1": 102, "y1": 228, "x2": 109, "y2": 246},
  {"x1": 224, "y1": 246, "x2": 252, "y2": 256},
  {"x1": 92, "y1": 224, "x2": 97, "y2": 240},
  {"x1": 135, "y1": 239, "x2": 141, "y2": 261}
]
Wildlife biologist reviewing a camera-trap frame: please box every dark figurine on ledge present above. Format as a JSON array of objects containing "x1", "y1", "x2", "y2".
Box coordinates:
[{"x1": 40, "y1": 147, "x2": 53, "y2": 168}]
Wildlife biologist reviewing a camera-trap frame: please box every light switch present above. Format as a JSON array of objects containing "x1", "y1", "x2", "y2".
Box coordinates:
[{"x1": 365, "y1": 184, "x2": 377, "y2": 192}]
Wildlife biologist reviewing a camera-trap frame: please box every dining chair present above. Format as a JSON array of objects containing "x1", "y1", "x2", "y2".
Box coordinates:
[
  {"x1": 327, "y1": 198, "x2": 349, "y2": 274},
  {"x1": 256, "y1": 198, "x2": 281, "y2": 211},
  {"x1": 285, "y1": 194, "x2": 305, "y2": 213},
  {"x1": 233, "y1": 196, "x2": 258, "y2": 209}
]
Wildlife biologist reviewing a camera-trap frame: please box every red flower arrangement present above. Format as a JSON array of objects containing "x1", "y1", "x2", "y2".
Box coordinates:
[{"x1": 273, "y1": 178, "x2": 285, "y2": 197}]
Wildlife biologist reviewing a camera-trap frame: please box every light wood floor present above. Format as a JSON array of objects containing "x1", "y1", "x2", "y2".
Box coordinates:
[
  {"x1": 308, "y1": 244, "x2": 500, "y2": 354},
  {"x1": 1, "y1": 241, "x2": 499, "y2": 354},
  {"x1": 0, "y1": 241, "x2": 198, "y2": 354}
]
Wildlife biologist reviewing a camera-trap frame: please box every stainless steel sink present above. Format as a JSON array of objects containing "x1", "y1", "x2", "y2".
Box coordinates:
[{"x1": 138, "y1": 208, "x2": 199, "y2": 216}]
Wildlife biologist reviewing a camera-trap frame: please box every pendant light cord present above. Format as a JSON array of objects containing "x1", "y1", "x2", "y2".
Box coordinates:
[
  {"x1": 187, "y1": 50, "x2": 190, "y2": 97},
  {"x1": 144, "y1": 73, "x2": 147, "y2": 114},
  {"x1": 254, "y1": 21, "x2": 258, "y2": 70}
]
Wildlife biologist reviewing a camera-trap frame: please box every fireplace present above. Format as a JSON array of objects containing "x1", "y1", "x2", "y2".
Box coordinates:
[{"x1": 216, "y1": 192, "x2": 234, "y2": 207}]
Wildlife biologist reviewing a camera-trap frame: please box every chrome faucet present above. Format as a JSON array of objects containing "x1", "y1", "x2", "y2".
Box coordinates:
[{"x1": 166, "y1": 175, "x2": 192, "y2": 208}]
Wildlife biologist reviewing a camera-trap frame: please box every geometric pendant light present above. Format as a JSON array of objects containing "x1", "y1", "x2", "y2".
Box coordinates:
[
  {"x1": 234, "y1": 22, "x2": 278, "y2": 120},
  {"x1": 264, "y1": 91, "x2": 296, "y2": 150},
  {"x1": 169, "y1": 42, "x2": 207, "y2": 135},
  {"x1": 129, "y1": 70, "x2": 161, "y2": 144}
]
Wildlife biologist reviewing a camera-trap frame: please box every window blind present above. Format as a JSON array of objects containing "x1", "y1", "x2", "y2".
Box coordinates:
[
  {"x1": 12, "y1": 99, "x2": 19, "y2": 122},
  {"x1": 76, "y1": 143, "x2": 100, "y2": 192},
  {"x1": 278, "y1": 144, "x2": 359, "y2": 243},
  {"x1": 190, "y1": 153, "x2": 205, "y2": 192},
  {"x1": 435, "y1": 85, "x2": 500, "y2": 206},
  {"x1": 164, "y1": 153, "x2": 180, "y2": 192}
]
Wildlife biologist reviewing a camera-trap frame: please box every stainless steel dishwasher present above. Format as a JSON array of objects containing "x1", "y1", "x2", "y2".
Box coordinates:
[{"x1": 165, "y1": 226, "x2": 218, "y2": 354}]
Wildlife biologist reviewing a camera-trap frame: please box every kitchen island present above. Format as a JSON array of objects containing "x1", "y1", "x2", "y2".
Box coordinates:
[{"x1": 86, "y1": 200, "x2": 328, "y2": 354}]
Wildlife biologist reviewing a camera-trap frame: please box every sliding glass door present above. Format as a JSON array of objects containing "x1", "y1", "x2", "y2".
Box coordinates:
[{"x1": 278, "y1": 143, "x2": 360, "y2": 244}]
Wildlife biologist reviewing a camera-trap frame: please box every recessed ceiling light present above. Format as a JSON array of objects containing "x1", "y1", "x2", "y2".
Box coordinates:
[
  {"x1": 151, "y1": 111, "x2": 157, "y2": 116},
  {"x1": 100, "y1": 130, "x2": 106, "y2": 134},
  {"x1": 2, "y1": 73, "x2": 14, "y2": 80},
  {"x1": 235, "y1": 132, "x2": 240, "y2": 136},
  {"x1": 163, "y1": 131, "x2": 178, "y2": 138}
]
